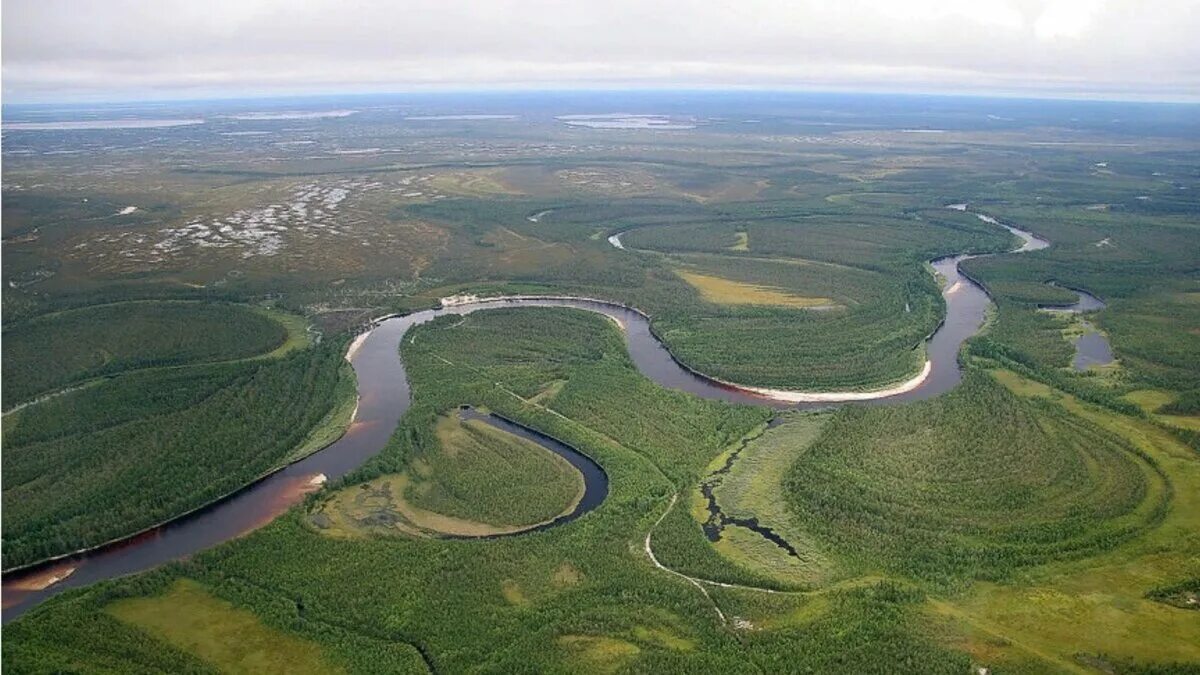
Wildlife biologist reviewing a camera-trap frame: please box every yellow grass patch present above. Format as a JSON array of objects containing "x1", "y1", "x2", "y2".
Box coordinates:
[
  {"x1": 676, "y1": 270, "x2": 836, "y2": 308},
  {"x1": 529, "y1": 379, "x2": 567, "y2": 405},
  {"x1": 108, "y1": 579, "x2": 342, "y2": 675},
  {"x1": 631, "y1": 626, "x2": 696, "y2": 651},
  {"x1": 1123, "y1": 389, "x2": 1175, "y2": 413},
  {"x1": 557, "y1": 635, "x2": 640, "y2": 673},
  {"x1": 426, "y1": 169, "x2": 522, "y2": 197},
  {"x1": 989, "y1": 369, "x2": 1056, "y2": 398},
  {"x1": 729, "y1": 231, "x2": 749, "y2": 251},
  {"x1": 501, "y1": 580, "x2": 529, "y2": 606},
  {"x1": 1159, "y1": 414, "x2": 1200, "y2": 431},
  {"x1": 1121, "y1": 389, "x2": 1200, "y2": 431},
  {"x1": 313, "y1": 473, "x2": 548, "y2": 538}
]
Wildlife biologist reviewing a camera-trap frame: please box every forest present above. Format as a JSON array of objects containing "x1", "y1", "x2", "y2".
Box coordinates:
[
  {"x1": 3, "y1": 94, "x2": 1198, "y2": 673},
  {"x1": 9, "y1": 304, "x2": 1199, "y2": 672},
  {"x1": 2, "y1": 301, "x2": 288, "y2": 406},
  {"x1": 1, "y1": 302, "x2": 351, "y2": 569}
]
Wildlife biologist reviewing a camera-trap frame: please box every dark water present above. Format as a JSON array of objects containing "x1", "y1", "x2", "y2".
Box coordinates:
[
  {"x1": 454, "y1": 407, "x2": 608, "y2": 537},
  {"x1": 1039, "y1": 285, "x2": 1113, "y2": 370},
  {"x1": 697, "y1": 430, "x2": 801, "y2": 558},
  {"x1": 1073, "y1": 324, "x2": 1115, "y2": 370},
  {"x1": 1041, "y1": 283, "x2": 1107, "y2": 313},
  {"x1": 1, "y1": 220, "x2": 1052, "y2": 621}
]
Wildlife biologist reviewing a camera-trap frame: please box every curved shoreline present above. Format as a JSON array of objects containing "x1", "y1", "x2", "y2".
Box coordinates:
[
  {"x1": 1, "y1": 347, "x2": 363, "y2": 577},
  {"x1": 1, "y1": 208, "x2": 1051, "y2": 621},
  {"x1": 598, "y1": 209, "x2": 1047, "y2": 403},
  {"x1": 733, "y1": 360, "x2": 934, "y2": 403},
  {"x1": 440, "y1": 293, "x2": 938, "y2": 404},
  {"x1": 441, "y1": 409, "x2": 609, "y2": 539}
]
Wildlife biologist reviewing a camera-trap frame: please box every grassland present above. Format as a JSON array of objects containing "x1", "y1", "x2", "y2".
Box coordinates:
[
  {"x1": 674, "y1": 270, "x2": 836, "y2": 308},
  {"x1": 702, "y1": 414, "x2": 836, "y2": 586},
  {"x1": 107, "y1": 579, "x2": 345, "y2": 674},
  {"x1": 1122, "y1": 389, "x2": 1200, "y2": 433},
  {"x1": 4, "y1": 570, "x2": 430, "y2": 674}
]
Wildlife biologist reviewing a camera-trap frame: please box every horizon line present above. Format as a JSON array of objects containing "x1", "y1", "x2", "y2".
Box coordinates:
[{"x1": 5, "y1": 85, "x2": 1200, "y2": 108}]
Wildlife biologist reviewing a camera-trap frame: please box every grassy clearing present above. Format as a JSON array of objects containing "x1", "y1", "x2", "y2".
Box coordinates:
[
  {"x1": 311, "y1": 411, "x2": 584, "y2": 537},
  {"x1": 528, "y1": 379, "x2": 567, "y2": 404},
  {"x1": 703, "y1": 413, "x2": 837, "y2": 585},
  {"x1": 557, "y1": 635, "x2": 640, "y2": 674},
  {"x1": 312, "y1": 473, "x2": 524, "y2": 537},
  {"x1": 409, "y1": 413, "x2": 585, "y2": 527},
  {"x1": 675, "y1": 270, "x2": 836, "y2": 308},
  {"x1": 107, "y1": 579, "x2": 342, "y2": 675},
  {"x1": 250, "y1": 306, "x2": 312, "y2": 360},
  {"x1": 1122, "y1": 389, "x2": 1200, "y2": 431},
  {"x1": 427, "y1": 168, "x2": 523, "y2": 197}
]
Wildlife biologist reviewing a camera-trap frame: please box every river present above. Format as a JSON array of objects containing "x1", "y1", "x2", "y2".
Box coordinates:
[{"x1": 0, "y1": 210, "x2": 1058, "y2": 621}]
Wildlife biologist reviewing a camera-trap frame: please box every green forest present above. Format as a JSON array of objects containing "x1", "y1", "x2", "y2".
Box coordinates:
[
  {"x1": 2, "y1": 301, "x2": 288, "y2": 406},
  {"x1": 9, "y1": 304, "x2": 1199, "y2": 672},
  {"x1": 2, "y1": 302, "x2": 351, "y2": 569},
  {"x1": 3, "y1": 95, "x2": 1198, "y2": 673}
]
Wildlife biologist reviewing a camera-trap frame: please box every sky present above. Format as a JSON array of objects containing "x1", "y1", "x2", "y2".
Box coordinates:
[{"x1": 3, "y1": 0, "x2": 1198, "y2": 103}]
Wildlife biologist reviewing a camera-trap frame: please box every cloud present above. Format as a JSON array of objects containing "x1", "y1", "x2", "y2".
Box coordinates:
[
  {"x1": 1034, "y1": 0, "x2": 1105, "y2": 41},
  {"x1": 3, "y1": 0, "x2": 1197, "y2": 102}
]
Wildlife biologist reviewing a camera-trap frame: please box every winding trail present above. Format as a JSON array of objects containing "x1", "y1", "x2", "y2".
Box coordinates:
[
  {"x1": 644, "y1": 495, "x2": 730, "y2": 624},
  {"x1": 2, "y1": 207, "x2": 1054, "y2": 622}
]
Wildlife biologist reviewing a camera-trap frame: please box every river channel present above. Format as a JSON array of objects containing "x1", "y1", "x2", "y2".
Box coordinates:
[{"x1": 1, "y1": 211, "x2": 1060, "y2": 621}]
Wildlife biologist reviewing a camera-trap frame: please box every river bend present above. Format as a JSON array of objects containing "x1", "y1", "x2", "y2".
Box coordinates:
[{"x1": 1, "y1": 210, "x2": 1053, "y2": 621}]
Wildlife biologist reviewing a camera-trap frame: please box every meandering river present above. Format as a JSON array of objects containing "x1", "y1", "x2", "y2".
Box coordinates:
[{"x1": 0, "y1": 211, "x2": 1060, "y2": 621}]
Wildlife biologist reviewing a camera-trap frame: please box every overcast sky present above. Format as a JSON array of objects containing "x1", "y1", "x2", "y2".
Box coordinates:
[{"x1": 4, "y1": 0, "x2": 1198, "y2": 103}]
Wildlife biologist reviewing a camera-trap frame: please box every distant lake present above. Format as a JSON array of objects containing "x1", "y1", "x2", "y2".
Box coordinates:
[
  {"x1": 3, "y1": 119, "x2": 204, "y2": 130},
  {"x1": 405, "y1": 114, "x2": 518, "y2": 121},
  {"x1": 557, "y1": 113, "x2": 696, "y2": 129}
]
